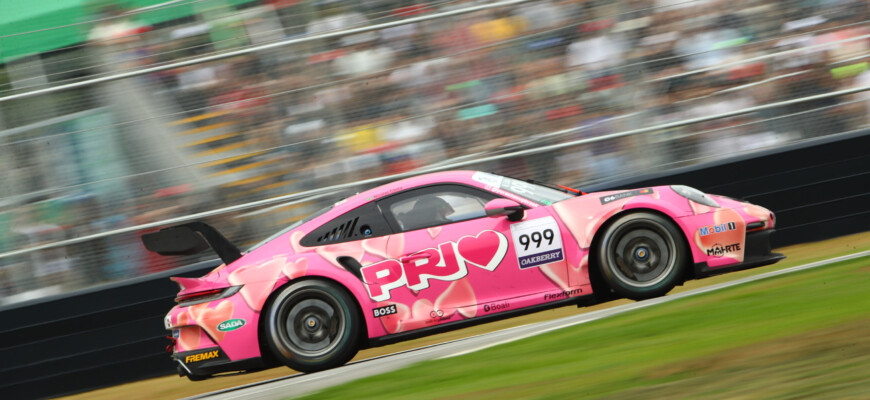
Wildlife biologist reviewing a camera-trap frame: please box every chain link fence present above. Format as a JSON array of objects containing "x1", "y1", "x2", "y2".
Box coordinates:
[{"x1": 1, "y1": 0, "x2": 869, "y2": 304}]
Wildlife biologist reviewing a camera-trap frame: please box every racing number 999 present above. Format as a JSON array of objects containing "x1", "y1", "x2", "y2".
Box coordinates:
[{"x1": 518, "y1": 229, "x2": 554, "y2": 251}]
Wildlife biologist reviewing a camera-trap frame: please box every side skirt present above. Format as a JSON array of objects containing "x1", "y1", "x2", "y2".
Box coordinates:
[{"x1": 366, "y1": 293, "x2": 597, "y2": 348}]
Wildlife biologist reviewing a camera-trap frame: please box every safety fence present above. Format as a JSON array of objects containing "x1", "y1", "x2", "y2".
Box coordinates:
[
  {"x1": 2, "y1": 127, "x2": 869, "y2": 399},
  {"x1": 2, "y1": 0, "x2": 870, "y2": 302}
]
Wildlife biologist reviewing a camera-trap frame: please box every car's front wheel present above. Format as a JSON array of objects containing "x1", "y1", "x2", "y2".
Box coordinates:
[
  {"x1": 596, "y1": 212, "x2": 687, "y2": 300},
  {"x1": 264, "y1": 280, "x2": 360, "y2": 372}
]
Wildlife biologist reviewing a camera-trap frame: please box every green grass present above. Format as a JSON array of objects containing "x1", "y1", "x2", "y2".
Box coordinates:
[
  {"x1": 299, "y1": 257, "x2": 870, "y2": 400},
  {"x1": 63, "y1": 232, "x2": 870, "y2": 400}
]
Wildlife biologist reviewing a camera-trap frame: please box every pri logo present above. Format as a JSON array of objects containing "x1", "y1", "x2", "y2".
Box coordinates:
[
  {"x1": 360, "y1": 230, "x2": 508, "y2": 301},
  {"x1": 698, "y1": 221, "x2": 737, "y2": 237}
]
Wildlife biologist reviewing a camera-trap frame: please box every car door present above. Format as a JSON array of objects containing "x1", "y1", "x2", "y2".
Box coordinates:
[{"x1": 367, "y1": 184, "x2": 569, "y2": 332}]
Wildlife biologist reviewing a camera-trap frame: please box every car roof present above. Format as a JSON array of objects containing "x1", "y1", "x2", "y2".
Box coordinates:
[{"x1": 303, "y1": 170, "x2": 484, "y2": 229}]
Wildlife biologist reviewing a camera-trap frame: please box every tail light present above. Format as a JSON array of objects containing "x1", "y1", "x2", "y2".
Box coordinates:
[{"x1": 175, "y1": 286, "x2": 242, "y2": 307}]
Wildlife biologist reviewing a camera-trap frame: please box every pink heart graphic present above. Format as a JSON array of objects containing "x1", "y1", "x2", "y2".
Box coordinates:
[
  {"x1": 176, "y1": 312, "x2": 201, "y2": 351},
  {"x1": 228, "y1": 257, "x2": 286, "y2": 311},
  {"x1": 554, "y1": 197, "x2": 631, "y2": 249},
  {"x1": 539, "y1": 255, "x2": 587, "y2": 291},
  {"x1": 190, "y1": 300, "x2": 234, "y2": 342},
  {"x1": 744, "y1": 204, "x2": 771, "y2": 229},
  {"x1": 434, "y1": 278, "x2": 477, "y2": 319},
  {"x1": 289, "y1": 231, "x2": 305, "y2": 254},
  {"x1": 690, "y1": 200, "x2": 714, "y2": 215},
  {"x1": 362, "y1": 234, "x2": 405, "y2": 260},
  {"x1": 427, "y1": 226, "x2": 442, "y2": 239},
  {"x1": 456, "y1": 230, "x2": 508, "y2": 271},
  {"x1": 315, "y1": 242, "x2": 365, "y2": 268},
  {"x1": 282, "y1": 257, "x2": 308, "y2": 280},
  {"x1": 379, "y1": 302, "x2": 411, "y2": 334},
  {"x1": 694, "y1": 208, "x2": 746, "y2": 263},
  {"x1": 403, "y1": 299, "x2": 440, "y2": 331},
  {"x1": 204, "y1": 263, "x2": 228, "y2": 278}
]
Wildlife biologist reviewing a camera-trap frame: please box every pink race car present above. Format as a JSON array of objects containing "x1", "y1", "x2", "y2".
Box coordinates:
[{"x1": 144, "y1": 171, "x2": 783, "y2": 380}]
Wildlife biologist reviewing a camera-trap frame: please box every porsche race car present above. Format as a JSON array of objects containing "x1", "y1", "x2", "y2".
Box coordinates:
[{"x1": 143, "y1": 171, "x2": 784, "y2": 380}]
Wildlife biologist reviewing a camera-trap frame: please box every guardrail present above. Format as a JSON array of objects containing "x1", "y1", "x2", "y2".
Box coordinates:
[
  {"x1": 2, "y1": 84, "x2": 868, "y2": 262},
  {"x1": 2, "y1": 128, "x2": 869, "y2": 399}
]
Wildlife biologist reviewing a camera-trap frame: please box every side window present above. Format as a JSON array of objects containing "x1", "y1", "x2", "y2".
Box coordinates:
[
  {"x1": 382, "y1": 186, "x2": 496, "y2": 232},
  {"x1": 300, "y1": 202, "x2": 392, "y2": 246}
]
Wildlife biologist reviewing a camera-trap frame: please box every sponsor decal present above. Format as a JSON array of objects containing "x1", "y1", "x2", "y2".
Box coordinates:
[
  {"x1": 361, "y1": 230, "x2": 508, "y2": 301},
  {"x1": 471, "y1": 171, "x2": 504, "y2": 187},
  {"x1": 373, "y1": 304, "x2": 398, "y2": 318},
  {"x1": 217, "y1": 318, "x2": 246, "y2": 332},
  {"x1": 510, "y1": 217, "x2": 565, "y2": 269},
  {"x1": 429, "y1": 309, "x2": 445, "y2": 318},
  {"x1": 172, "y1": 329, "x2": 180, "y2": 339},
  {"x1": 706, "y1": 243, "x2": 741, "y2": 257},
  {"x1": 698, "y1": 221, "x2": 737, "y2": 237},
  {"x1": 185, "y1": 350, "x2": 219, "y2": 363},
  {"x1": 600, "y1": 188, "x2": 653, "y2": 205},
  {"x1": 164, "y1": 315, "x2": 172, "y2": 330},
  {"x1": 544, "y1": 288, "x2": 583, "y2": 300},
  {"x1": 483, "y1": 301, "x2": 510, "y2": 313}
]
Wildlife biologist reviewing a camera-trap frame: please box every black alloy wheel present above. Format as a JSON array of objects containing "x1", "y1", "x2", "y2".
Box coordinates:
[
  {"x1": 264, "y1": 280, "x2": 360, "y2": 372},
  {"x1": 597, "y1": 212, "x2": 687, "y2": 300}
]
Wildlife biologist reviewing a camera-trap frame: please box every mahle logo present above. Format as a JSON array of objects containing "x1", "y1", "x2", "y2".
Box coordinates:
[{"x1": 217, "y1": 318, "x2": 245, "y2": 332}]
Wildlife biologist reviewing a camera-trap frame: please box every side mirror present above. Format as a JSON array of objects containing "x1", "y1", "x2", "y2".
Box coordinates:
[
  {"x1": 485, "y1": 199, "x2": 524, "y2": 222},
  {"x1": 142, "y1": 225, "x2": 209, "y2": 256}
]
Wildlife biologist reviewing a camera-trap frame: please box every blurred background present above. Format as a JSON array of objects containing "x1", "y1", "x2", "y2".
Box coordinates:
[{"x1": 1, "y1": 0, "x2": 868, "y2": 304}]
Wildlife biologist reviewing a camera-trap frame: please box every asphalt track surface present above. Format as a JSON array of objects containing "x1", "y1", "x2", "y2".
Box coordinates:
[{"x1": 185, "y1": 251, "x2": 870, "y2": 400}]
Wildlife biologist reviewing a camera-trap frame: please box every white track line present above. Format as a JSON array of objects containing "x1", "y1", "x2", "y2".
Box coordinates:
[
  {"x1": 438, "y1": 250, "x2": 870, "y2": 359},
  {"x1": 188, "y1": 250, "x2": 870, "y2": 400}
]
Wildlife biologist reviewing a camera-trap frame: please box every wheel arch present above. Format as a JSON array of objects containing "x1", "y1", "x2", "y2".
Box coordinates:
[
  {"x1": 257, "y1": 273, "x2": 370, "y2": 364},
  {"x1": 588, "y1": 208, "x2": 694, "y2": 292}
]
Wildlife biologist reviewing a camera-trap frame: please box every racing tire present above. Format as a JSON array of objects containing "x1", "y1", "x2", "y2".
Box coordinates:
[
  {"x1": 596, "y1": 212, "x2": 687, "y2": 300},
  {"x1": 264, "y1": 280, "x2": 361, "y2": 373}
]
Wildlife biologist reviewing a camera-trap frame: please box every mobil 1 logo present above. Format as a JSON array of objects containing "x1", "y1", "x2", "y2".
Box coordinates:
[
  {"x1": 373, "y1": 304, "x2": 398, "y2": 318},
  {"x1": 509, "y1": 216, "x2": 565, "y2": 269}
]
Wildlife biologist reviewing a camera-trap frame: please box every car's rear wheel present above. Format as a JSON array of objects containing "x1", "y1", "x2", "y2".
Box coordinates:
[
  {"x1": 596, "y1": 212, "x2": 687, "y2": 300},
  {"x1": 264, "y1": 280, "x2": 360, "y2": 372}
]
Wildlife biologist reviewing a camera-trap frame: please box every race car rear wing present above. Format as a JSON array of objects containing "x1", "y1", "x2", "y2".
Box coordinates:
[{"x1": 142, "y1": 222, "x2": 242, "y2": 265}]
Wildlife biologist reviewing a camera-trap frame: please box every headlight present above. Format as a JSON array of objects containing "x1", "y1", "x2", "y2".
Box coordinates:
[{"x1": 671, "y1": 185, "x2": 719, "y2": 208}]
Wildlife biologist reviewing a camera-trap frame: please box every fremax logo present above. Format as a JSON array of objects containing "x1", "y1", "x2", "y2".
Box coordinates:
[{"x1": 698, "y1": 221, "x2": 737, "y2": 237}]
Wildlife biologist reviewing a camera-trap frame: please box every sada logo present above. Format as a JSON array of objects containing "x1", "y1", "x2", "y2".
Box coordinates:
[
  {"x1": 217, "y1": 319, "x2": 245, "y2": 332},
  {"x1": 361, "y1": 230, "x2": 508, "y2": 301}
]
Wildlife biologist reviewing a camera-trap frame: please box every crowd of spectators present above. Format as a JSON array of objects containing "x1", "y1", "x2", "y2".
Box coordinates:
[{"x1": 2, "y1": 0, "x2": 870, "y2": 300}]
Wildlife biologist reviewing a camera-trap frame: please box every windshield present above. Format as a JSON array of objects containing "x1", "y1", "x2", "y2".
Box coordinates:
[
  {"x1": 473, "y1": 172, "x2": 573, "y2": 205},
  {"x1": 501, "y1": 177, "x2": 574, "y2": 205}
]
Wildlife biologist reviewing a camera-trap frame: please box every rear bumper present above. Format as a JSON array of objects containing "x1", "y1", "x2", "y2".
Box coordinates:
[
  {"x1": 693, "y1": 229, "x2": 785, "y2": 278},
  {"x1": 173, "y1": 347, "x2": 266, "y2": 378}
]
